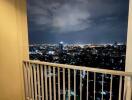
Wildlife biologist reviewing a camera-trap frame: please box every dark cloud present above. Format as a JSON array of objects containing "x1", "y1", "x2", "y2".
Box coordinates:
[{"x1": 27, "y1": 0, "x2": 129, "y2": 44}]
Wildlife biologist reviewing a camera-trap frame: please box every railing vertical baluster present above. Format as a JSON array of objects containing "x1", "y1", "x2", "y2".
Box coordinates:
[
  {"x1": 23, "y1": 62, "x2": 29, "y2": 100},
  {"x1": 37, "y1": 64, "x2": 41, "y2": 100},
  {"x1": 58, "y1": 67, "x2": 60, "y2": 100},
  {"x1": 94, "y1": 73, "x2": 96, "y2": 100},
  {"x1": 44, "y1": 65, "x2": 48, "y2": 100},
  {"x1": 49, "y1": 66, "x2": 52, "y2": 100},
  {"x1": 33, "y1": 64, "x2": 37, "y2": 100},
  {"x1": 63, "y1": 68, "x2": 65, "y2": 100},
  {"x1": 68, "y1": 69, "x2": 71, "y2": 100},
  {"x1": 40, "y1": 65, "x2": 44, "y2": 100},
  {"x1": 80, "y1": 70, "x2": 82, "y2": 100},
  {"x1": 110, "y1": 75, "x2": 113, "y2": 100},
  {"x1": 27, "y1": 63, "x2": 32, "y2": 99},
  {"x1": 29, "y1": 63, "x2": 34, "y2": 100},
  {"x1": 123, "y1": 77, "x2": 127, "y2": 100},
  {"x1": 53, "y1": 67, "x2": 56, "y2": 100},
  {"x1": 118, "y1": 76, "x2": 122, "y2": 100},
  {"x1": 123, "y1": 76, "x2": 132, "y2": 100},
  {"x1": 26, "y1": 63, "x2": 30, "y2": 99},
  {"x1": 74, "y1": 70, "x2": 76, "y2": 100},
  {"x1": 87, "y1": 71, "x2": 89, "y2": 100},
  {"x1": 130, "y1": 77, "x2": 132, "y2": 100},
  {"x1": 102, "y1": 74, "x2": 104, "y2": 100}
]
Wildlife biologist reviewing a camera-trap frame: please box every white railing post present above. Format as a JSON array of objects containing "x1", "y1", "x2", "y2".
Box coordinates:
[
  {"x1": 40, "y1": 65, "x2": 44, "y2": 100},
  {"x1": 74, "y1": 70, "x2": 76, "y2": 100},
  {"x1": 63, "y1": 68, "x2": 65, "y2": 100},
  {"x1": 49, "y1": 66, "x2": 52, "y2": 100},
  {"x1": 68, "y1": 69, "x2": 71, "y2": 100},
  {"x1": 53, "y1": 67, "x2": 56, "y2": 100},
  {"x1": 44, "y1": 66, "x2": 48, "y2": 100},
  {"x1": 33, "y1": 64, "x2": 37, "y2": 100},
  {"x1": 101, "y1": 74, "x2": 104, "y2": 100},
  {"x1": 80, "y1": 70, "x2": 82, "y2": 100},
  {"x1": 29, "y1": 63, "x2": 34, "y2": 100},
  {"x1": 110, "y1": 75, "x2": 113, "y2": 100},
  {"x1": 23, "y1": 62, "x2": 29, "y2": 100},
  {"x1": 118, "y1": 76, "x2": 122, "y2": 100},
  {"x1": 131, "y1": 77, "x2": 132, "y2": 100},
  {"x1": 86, "y1": 72, "x2": 89, "y2": 100},
  {"x1": 37, "y1": 64, "x2": 41, "y2": 100},
  {"x1": 124, "y1": 76, "x2": 132, "y2": 100},
  {"x1": 58, "y1": 68, "x2": 60, "y2": 100}
]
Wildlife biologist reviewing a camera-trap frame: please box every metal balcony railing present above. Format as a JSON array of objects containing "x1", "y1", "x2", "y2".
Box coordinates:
[{"x1": 23, "y1": 60, "x2": 132, "y2": 100}]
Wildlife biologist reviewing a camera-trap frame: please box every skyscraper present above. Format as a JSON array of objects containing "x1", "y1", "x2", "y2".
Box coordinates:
[{"x1": 59, "y1": 41, "x2": 64, "y2": 53}]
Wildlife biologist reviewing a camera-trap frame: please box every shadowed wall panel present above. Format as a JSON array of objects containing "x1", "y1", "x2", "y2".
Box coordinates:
[{"x1": 0, "y1": 0, "x2": 28, "y2": 100}]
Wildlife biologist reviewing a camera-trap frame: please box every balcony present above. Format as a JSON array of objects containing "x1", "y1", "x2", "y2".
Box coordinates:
[
  {"x1": 0, "y1": 0, "x2": 132, "y2": 100},
  {"x1": 23, "y1": 60, "x2": 132, "y2": 100}
]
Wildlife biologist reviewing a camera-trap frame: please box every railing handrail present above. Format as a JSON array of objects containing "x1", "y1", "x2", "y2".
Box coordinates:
[{"x1": 23, "y1": 60, "x2": 132, "y2": 76}]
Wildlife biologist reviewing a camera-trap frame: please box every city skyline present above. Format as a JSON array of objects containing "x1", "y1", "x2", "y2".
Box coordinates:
[{"x1": 27, "y1": 0, "x2": 129, "y2": 44}]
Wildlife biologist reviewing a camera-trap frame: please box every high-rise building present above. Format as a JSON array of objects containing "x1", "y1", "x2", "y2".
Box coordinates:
[{"x1": 59, "y1": 41, "x2": 64, "y2": 53}]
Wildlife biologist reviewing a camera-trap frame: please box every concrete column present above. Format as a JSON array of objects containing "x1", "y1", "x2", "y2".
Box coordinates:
[{"x1": 125, "y1": 0, "x2": 132, "y2": 99}]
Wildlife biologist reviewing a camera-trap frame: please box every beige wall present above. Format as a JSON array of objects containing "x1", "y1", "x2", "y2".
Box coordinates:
[
  {"x1": 125, "y1": 1, "x2": 132, "y2": 99},
  {"x1": 126, "y1": 0, "x2": 132, "y2": 72},
  {"x1": 0, "y1": 0, "x2": 28, "y2": 100}
]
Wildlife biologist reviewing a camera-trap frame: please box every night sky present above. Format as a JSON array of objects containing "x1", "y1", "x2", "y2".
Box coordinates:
[{"x1": 27, "y1": 0, "x2": 129, "y2": 44}]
